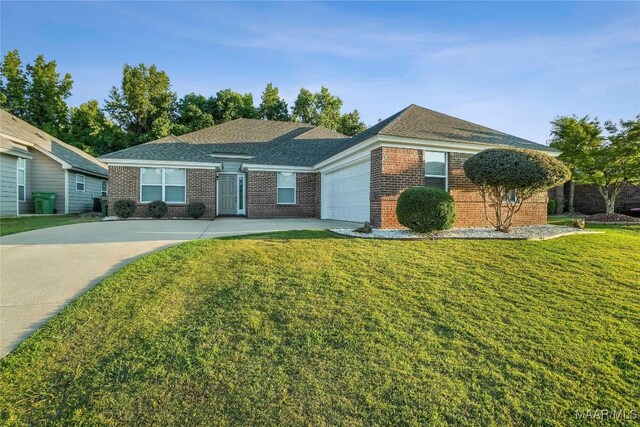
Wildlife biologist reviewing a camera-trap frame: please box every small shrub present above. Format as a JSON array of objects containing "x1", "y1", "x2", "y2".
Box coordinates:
[
  {"x1": 354, "y1": 221, "x2": 372, "y2": 234},
  {"x1": 113, "y1": 199, "x2": 136, "y2": 219},
  {"x1": 187, "y1": 202, "x2": 207, "y2": 219},
  {"x1": 547, "y1": 199, "x2": 557, "y2": 215},
  {"x1": 147, "y1": 200, "x2": 168, "y2": 219},
  {"x1": 572, "y1": 218, "x2": 585, "y2": 229},
  {"x1": 396, "y1": 187, "x2": 456, "y2": 233}
]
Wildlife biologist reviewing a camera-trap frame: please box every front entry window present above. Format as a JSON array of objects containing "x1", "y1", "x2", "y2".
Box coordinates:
[{"x1": 141, "y1": 168, "x2": 186, "y2": 203}]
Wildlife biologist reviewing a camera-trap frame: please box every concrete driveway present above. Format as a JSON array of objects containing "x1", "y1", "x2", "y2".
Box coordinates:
[{"x1": 0, "y1": 218, "x2": 358, "y2": 357}]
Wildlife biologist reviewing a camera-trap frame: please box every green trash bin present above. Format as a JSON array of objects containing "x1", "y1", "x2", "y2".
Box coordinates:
[
  {"x1": 32, "y1": 192, "x2": 56, "y2": 214},
  {"x1": 100, "y1": 196, "x2": 109, "y2": 217}
]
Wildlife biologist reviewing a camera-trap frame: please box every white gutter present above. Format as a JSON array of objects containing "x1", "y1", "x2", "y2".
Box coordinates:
[
  {"x1": 241, "y1": 164, "x2": 315, "y2": 173},
  {"x1": 99, "y1": 158, "x2": 222, "y2": 169}
]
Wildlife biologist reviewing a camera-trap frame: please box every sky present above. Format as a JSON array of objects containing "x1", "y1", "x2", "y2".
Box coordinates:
[{"x1": 1, "y1": 1, "x2": 639, "y2": 144}]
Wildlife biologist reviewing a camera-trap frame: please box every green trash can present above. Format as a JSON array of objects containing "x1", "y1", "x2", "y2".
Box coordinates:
[
  {"x1": 100, "y1": 196, "x2": 109, "y2": 217},
  {"x1": 32, "y1": 192, "x2": 56, "y2": 214}
]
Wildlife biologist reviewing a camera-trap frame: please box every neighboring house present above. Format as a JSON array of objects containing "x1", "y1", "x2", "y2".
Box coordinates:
[
  {"x1": 549, "y1": 182, "x2": 640, "y2": 215},
  {"x1": 0, "y1": 110, "x2": 108, "y2": 217},
  {"x1": 100, "y1": 104, "x2": 559, "y2": 228}
]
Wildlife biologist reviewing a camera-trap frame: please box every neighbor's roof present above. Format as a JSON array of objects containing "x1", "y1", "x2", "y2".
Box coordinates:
[
  {"x1": 99, "y1": 105, "x2": 558, "y2": 167},
  {"x1": 0, "y1": 109, "x2": 108, "y2": 176}
]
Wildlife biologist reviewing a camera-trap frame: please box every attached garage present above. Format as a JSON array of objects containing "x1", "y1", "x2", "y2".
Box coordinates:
[{"x1": 321, "y1": 156, "x2": 370, "y2": 222}]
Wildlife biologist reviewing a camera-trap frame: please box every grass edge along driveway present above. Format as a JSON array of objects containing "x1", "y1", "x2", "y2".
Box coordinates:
[
  {"x1": 0, "y1": 226, "x2": 638, "y2": 426},
  {"x1": 0, "y1": 214, "x2": 101, "y2": 236}
]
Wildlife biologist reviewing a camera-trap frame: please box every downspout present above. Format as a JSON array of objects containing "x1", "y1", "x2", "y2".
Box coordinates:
[{"x1": 64, "y1": 170, "x2": 69, "y2": 214}]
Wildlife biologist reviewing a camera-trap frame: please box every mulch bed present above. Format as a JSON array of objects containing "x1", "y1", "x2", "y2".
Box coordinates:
[{"x1": 585, "y1": 213, "x2": 640, "y2": 223}]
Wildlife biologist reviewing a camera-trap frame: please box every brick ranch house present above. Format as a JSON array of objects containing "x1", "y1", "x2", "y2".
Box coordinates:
[{"x1": 99, "y1": 104, "x2": 560, "y2": 228}]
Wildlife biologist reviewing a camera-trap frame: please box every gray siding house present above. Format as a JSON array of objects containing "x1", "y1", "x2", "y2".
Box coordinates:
[{"x1": 0, "y1": 109, "x2": 108, "y2": 217}]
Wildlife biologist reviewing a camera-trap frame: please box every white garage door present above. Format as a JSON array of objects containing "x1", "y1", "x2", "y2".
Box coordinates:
[{"x1": 321, "y1": 157, "x2": 370, "y2": 222}]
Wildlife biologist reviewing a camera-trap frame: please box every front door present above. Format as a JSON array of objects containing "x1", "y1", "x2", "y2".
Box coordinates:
[{"x1": 218, "y1": 174, "x2": 237, "y2": 215}]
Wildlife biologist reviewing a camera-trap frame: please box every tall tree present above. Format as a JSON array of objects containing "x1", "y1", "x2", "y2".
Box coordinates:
[
  {"x1": 291, "y1": 87, "x2": 315, "y2": 124},
  {"x1": 211, "y1": 89, "x2": 258, "y2": 123},
  {"x1": 550, "y1": 115, "x2": 640, "y2": 214},
  {"x1": 104, "y1": 63, "x2": 176, "y2": 144},
  {"x1": 173, "y1": 93, "x2": 214, "y2": 135},
  {"x1": 337, "y1": 109, "x2": 367, "y2": 136},
  {"x1": 0, "y1": 50, "x2": 28, "y2": 117},
  {"x1": 258, "y1": 83, "x2": 289, "y2": 121},
  {"x1": 64, "y1": 100, "x2": 130, "y2": 156},
  {"x1": 313, "y1": 86, "x2": 343, "y2": 130},
  {"x1": 549, "y1": 116, "x2": 602, "y2": 212}
]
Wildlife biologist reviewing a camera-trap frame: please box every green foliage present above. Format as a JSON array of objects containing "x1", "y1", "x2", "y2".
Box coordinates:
[
  {"x1": 258, "y1": 83, "x2": 290, "y2": 121},
  {"x1": 186, "y1": 202, "x2": 207, "y2": 219},
  {"x1": 0, "y1": 228, "x2": 638, "y2": 425},
  {"x1": 0, "y1": 50, "x2": 28, "y2": 117},
  {"x1": 550, "y1": 115, "x2": 640, "y2": 213},
  {"x1": 396, "y1": 186, "x2": 456, "y2": 232},
  {"x1": 0, "y1": 214, "x2": 100, "y2": 236},
  {"x1": 291, "y1": 86, "x2": 366, "y2": 134},
  {"x1": 104, "y1": 63, "x2": 176, "y2": 144},
  {"x1": 147, "y1": 200, "x2": 168, "y2": 218},
  {"x1": 211, "y1": 89, "x2": 258, "y2": 123},
  {"x1": 63, "y1": 100, "x2": 130, "y2": 156},
  {"x1": 337, "y1": 109, "x2": 367, "y2": 136},
  {"x1": 172, "y1": 93, "x2": 214, "y2": 135},
  {"x1": 113, "y1": 199, "x2": 136, "y2": 219},
  {"x1": 547, "y1": 199, "x2": 557, "y2": 215},
  {"x1": 464, "y1": 149, "x2": 570, "y2": 232}
]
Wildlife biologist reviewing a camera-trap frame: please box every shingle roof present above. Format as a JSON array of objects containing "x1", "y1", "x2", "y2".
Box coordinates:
[
  {"x1": 0, "y1": 109, "x2": 108, "y2": 176},
  {"x1": 99, "y1": 105, "x2": 558, "y2": 167}
]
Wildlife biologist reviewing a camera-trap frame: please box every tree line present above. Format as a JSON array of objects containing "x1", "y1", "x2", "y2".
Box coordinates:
[{"x1": 0, "y1": 50, "x2": 368, "y2": 156}]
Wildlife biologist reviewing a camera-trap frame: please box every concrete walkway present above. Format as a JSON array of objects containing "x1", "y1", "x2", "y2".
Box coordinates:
[{"x1": 0, "y1": 218, "x2": 358, "y2": 357}]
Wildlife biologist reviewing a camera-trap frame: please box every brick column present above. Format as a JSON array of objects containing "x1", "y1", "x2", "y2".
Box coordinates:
[{"x1": 369, "y1": 147, "x2": 424, "y2": 228}]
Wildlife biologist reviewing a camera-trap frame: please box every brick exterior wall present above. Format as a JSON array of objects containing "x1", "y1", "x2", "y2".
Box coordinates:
[
  {"x1": 246, "y1": 171, "x2": 320, "y2": 219},
  {"x1": 370, "y1": 149, "x2": 548, "y2": 228},
  {"x1": 549, "y1": 182, "x2": 640, "y2": 215},
  {"x1": 370, "y1": 147, "x2": 424, "y2": 228},
  {"x1": 108, "y1": 166, "x2": 216, "y2": 218}
]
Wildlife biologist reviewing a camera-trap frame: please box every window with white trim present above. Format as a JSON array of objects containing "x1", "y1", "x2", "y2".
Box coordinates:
[
  {"x1": 76, "y1": 174, "x2": 85, "y2": 192},
  {"x1": 101, "y1": 180, "x2": 108, "y2": 196},
  {"x1": 425, "y1": 151, "x2": 447, "y2": 190},
  {"x1": 277, "y1": 172, "x2": 296, "y2": 204},
  {"x1": 140, "y1": 168, "x2": 186, "y2": 203},
  {"x1": 503, "y1": 190, "x2": 517, "y2": 204},
  {"x1": 17, "y1": 158, "x2": 26, "y2": 202}
]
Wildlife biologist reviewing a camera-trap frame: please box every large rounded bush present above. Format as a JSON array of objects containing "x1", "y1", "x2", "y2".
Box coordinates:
[
  {"x1": 147, "y1": 200, "x2": 168, "y2": 219},
  {"x1": 187, "y1": 202, "x2": 206, "y2": 219},
  {"x1": 396, "y1": 187, "x2": 456, "y2": 233},
  {"x1": 113, "y1": 199, "x2": 136, "y2": 219},
  {"x1": 463, "y1": 149, "x2": 570, "y2": 192}
]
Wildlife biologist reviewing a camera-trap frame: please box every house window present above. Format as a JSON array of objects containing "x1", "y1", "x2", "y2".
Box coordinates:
[
  {"x1": 503, "y1": 190, "x2": 517, "y2": 204},
  {"x1": 425, "y1": 151, "x2": 447, "y2": 190},
  {"x1": 76, "y1": 174, "x2": 85, "y2": 192},
  {"x1": 140, "y1": 168, "x2": 186, "y2": 203},
  {"x1": 277, "y1": 172, "x2": 296, "y2": 204},
  {"x1": 101, "y1": 180, "x2": 108, "y2": 196},
  {"x1": 17, "y1": 158, "x2": 26, "y2": 202}
]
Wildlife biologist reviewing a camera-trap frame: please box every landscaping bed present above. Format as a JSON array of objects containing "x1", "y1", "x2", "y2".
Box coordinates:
[
  {"x1": 585, "y1": 213, "x2": 640, "y2": 224},
  {"x1": 331, "y1": 224, "x2": 599, "y2": 240}
]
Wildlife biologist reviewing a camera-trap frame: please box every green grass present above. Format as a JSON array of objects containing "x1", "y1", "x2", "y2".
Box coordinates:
[
  {"x1": 0, "y1": 214, "x2": 101, "y2": 236},
  {"x1": 1, "y1": 227, "x2": 638, "y2": 426}
]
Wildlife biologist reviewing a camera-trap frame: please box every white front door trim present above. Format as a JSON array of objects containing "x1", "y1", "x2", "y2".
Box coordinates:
[{"x1": 216, "y1": 172, "x2": 246, "y2": 216}]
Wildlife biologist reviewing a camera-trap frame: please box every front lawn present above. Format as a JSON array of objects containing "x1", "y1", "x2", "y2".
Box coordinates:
[
  {"x1": 0, "y1": 227, "x2": 638, "y2": 425},
  {"x1": 0, "y1": 214, "x2": 101, "y2": 236}
]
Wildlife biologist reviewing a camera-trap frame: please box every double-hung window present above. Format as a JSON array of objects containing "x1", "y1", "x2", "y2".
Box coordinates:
[
  {"x1": 140, "y1": 168, "x2": 186, "y2": 203},
  {"x1": 76, "y1": 174, "x2": 85, "y2": 192},
  {"x1": 101, "y1": 180, "x2": 108, "y2": 196},
  {"x1": 17, "y1": 158, "x2": 26, "y2": 202},
  {"x1": 277, "y1": 172, "x2": 296, "y2": 204},
  {"x1": 425, "y1": 151, "x2": 447, "y2": 190}
]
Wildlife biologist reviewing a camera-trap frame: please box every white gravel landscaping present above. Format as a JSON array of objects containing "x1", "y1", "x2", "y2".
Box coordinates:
[{"x1": 330, "y1": 224, "x2": 602, "y2": 240}]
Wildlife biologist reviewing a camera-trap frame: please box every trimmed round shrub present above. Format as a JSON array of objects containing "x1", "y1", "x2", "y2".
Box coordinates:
[
  {"x1": 396, "y1": 186, "x2": 456, "y2": 233},
  {"x1": 187, "y1": 202, "x2": 206, "y2": 219},
  {"x1": 147, "y1": 200, "x2": 168, "y2": 219},
  {"x1": 113, "y1": 199, "x2": 136, "y2": 219}
]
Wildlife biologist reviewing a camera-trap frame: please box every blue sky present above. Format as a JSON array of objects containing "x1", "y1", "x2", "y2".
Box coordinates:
[{"x1": 1, "y1": 1, "x2": 639, "y2": 144}]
